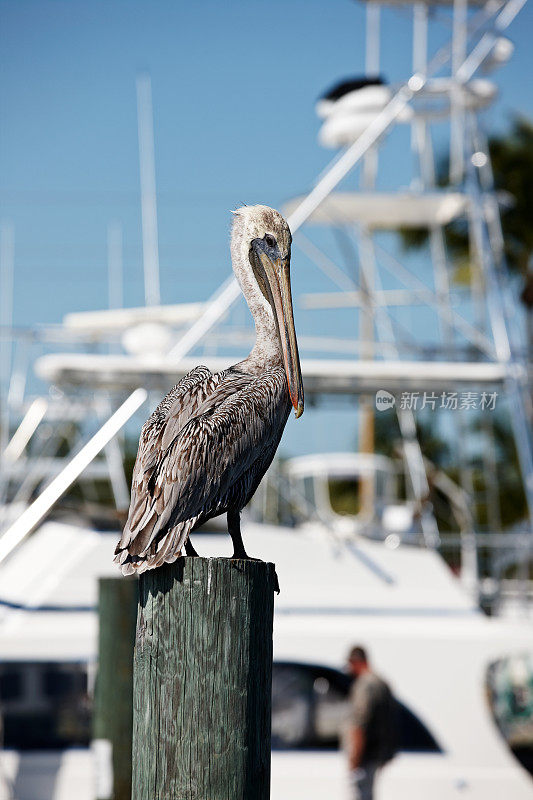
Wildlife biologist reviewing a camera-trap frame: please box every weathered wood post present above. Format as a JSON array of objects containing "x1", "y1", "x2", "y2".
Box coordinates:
[
  {"x1": 93, "y1": 576, "x2": 138, "y2": 800},
  {"x1": 132, "y1": 557, "x2": 276, "y2": 800}
]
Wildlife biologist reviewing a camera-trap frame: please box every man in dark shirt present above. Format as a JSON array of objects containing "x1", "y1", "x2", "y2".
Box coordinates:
[{"x1": 346, "y1": 646, "x2": 396, "y2": 800}]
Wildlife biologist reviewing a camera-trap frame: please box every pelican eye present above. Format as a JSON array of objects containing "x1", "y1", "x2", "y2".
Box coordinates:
[{"x1": 264, "y1": 234, "x2": 276, "y2": 249}]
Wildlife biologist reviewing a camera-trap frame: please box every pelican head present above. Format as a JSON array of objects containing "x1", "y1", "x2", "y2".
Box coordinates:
[{"x1": 231, "y1": 205, "x2": 304, "y2": 419}]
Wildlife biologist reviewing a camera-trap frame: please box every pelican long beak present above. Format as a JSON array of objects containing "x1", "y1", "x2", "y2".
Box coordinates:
[{"x1": 256, "y1": 251, "x2": 304, "y2": 418}]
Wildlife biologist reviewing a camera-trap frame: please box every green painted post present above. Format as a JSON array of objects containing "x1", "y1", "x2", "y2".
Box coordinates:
[
  {"x1": 94, "y1": 576, "x2": 138, "y2": 800},
  {"x1": 132, "y1": 557, "x2": 276, "y2": 800}
]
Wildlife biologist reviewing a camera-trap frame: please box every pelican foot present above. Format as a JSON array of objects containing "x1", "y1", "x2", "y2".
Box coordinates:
[
  {"x1": 230, "y1": 552, "x2": 262, "y2": 561},
  {"x1": 230, "y1": 555, "x2": 280, "y2": 593}
]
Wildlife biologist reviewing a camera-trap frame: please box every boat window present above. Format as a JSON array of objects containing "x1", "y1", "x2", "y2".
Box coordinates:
[
  {"x1": 312, "y1": 669, "x2": 351, "y2": 743},
  {"x1": 486, "y1": 654, "x2": 533, "y2": 776},
  {"x1": 328, "y1": 478, "x2": 361, "y2": 516},
  {"x1": 272, "y1": 662, "x2": 350, "y2": 748},
  {"x1": 396, "y1": 702, "x2": 440, "y2": 752},
  {"x1": 271, "y1": 663, "x2": 315, "y2": 747},
  {"x1": 1, "y1": 659, "x2": 441, "y2": 753},
  {"x1": 0, "y1": 669, "x2": 23, "y2": 701},
  {"x1": 0, "y1": 662, "x2": 90, "y2": 749},
  {"x1": 272, "y1": 661, "x2": 441, "y2": 753},
  {"x1": 43, "y1": 665, "x2": 87, "y2": 699}
]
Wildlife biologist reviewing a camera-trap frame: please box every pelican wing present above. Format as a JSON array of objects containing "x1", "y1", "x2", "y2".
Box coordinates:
[
  {"x1": 125, "y1": 365, "x2": 213, "y2": 528},
  {"x1": 115, "y1": 367, "x2": 287, "y2": 572}
]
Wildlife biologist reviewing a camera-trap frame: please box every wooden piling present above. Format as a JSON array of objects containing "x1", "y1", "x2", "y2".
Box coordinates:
[
  {"x1": 132, "y1": 557, "x2": 276, "y2": 800},
  {"x1": 94, "y1": 576, "x2": 138, "y2": 800}
]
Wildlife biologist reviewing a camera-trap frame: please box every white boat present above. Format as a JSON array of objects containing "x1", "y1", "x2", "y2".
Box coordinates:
[{"x1": 1, "y1": 474, "x2": 532, "y2": 799}]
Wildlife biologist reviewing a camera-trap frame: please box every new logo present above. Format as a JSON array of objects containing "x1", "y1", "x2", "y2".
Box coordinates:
[{"x1": 375, "y1": 390, "x2": 396, "y2": 411}]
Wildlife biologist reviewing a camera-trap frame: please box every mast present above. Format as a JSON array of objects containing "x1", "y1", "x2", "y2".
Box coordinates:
[{"x1": 136, "y1": 74, "x2": 161, "y2": 307}]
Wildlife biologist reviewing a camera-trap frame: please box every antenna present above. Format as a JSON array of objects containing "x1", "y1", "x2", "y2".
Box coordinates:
[
  {"x1": 107, "y1": 221, "x2": 123, "y2": 310},
  {"x1": 0, "y1": 221, "x2": 14, "y2": 458},
  {"x1": 365, "y1": 3, "x2": 381, "y2": 78},
  {"x1": 136, "y1": 74, "x2": 161, "y2": 306}
]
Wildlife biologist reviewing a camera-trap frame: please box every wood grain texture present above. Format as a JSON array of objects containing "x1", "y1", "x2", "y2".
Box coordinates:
[
  {"x1": 132, "y1": 557, "x2": 276, "y2": 800},
  {"x1": 94, "y1": 577, "x2": 138, "y2": 800}
]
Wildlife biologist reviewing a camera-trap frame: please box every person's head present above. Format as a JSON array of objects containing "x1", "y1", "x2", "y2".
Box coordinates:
[{"x1": 347, "y1": 645, "x2": 369, "y2": 677}]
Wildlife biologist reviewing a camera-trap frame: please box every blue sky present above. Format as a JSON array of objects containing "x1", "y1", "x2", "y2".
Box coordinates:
[{"x1": 1, "y1": 0, "x2": 532, "y2": 455}]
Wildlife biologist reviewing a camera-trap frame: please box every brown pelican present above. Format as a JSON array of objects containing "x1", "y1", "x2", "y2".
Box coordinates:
[{"x1": 115, "y1": 205, "x2": 304, "y2": 574}]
